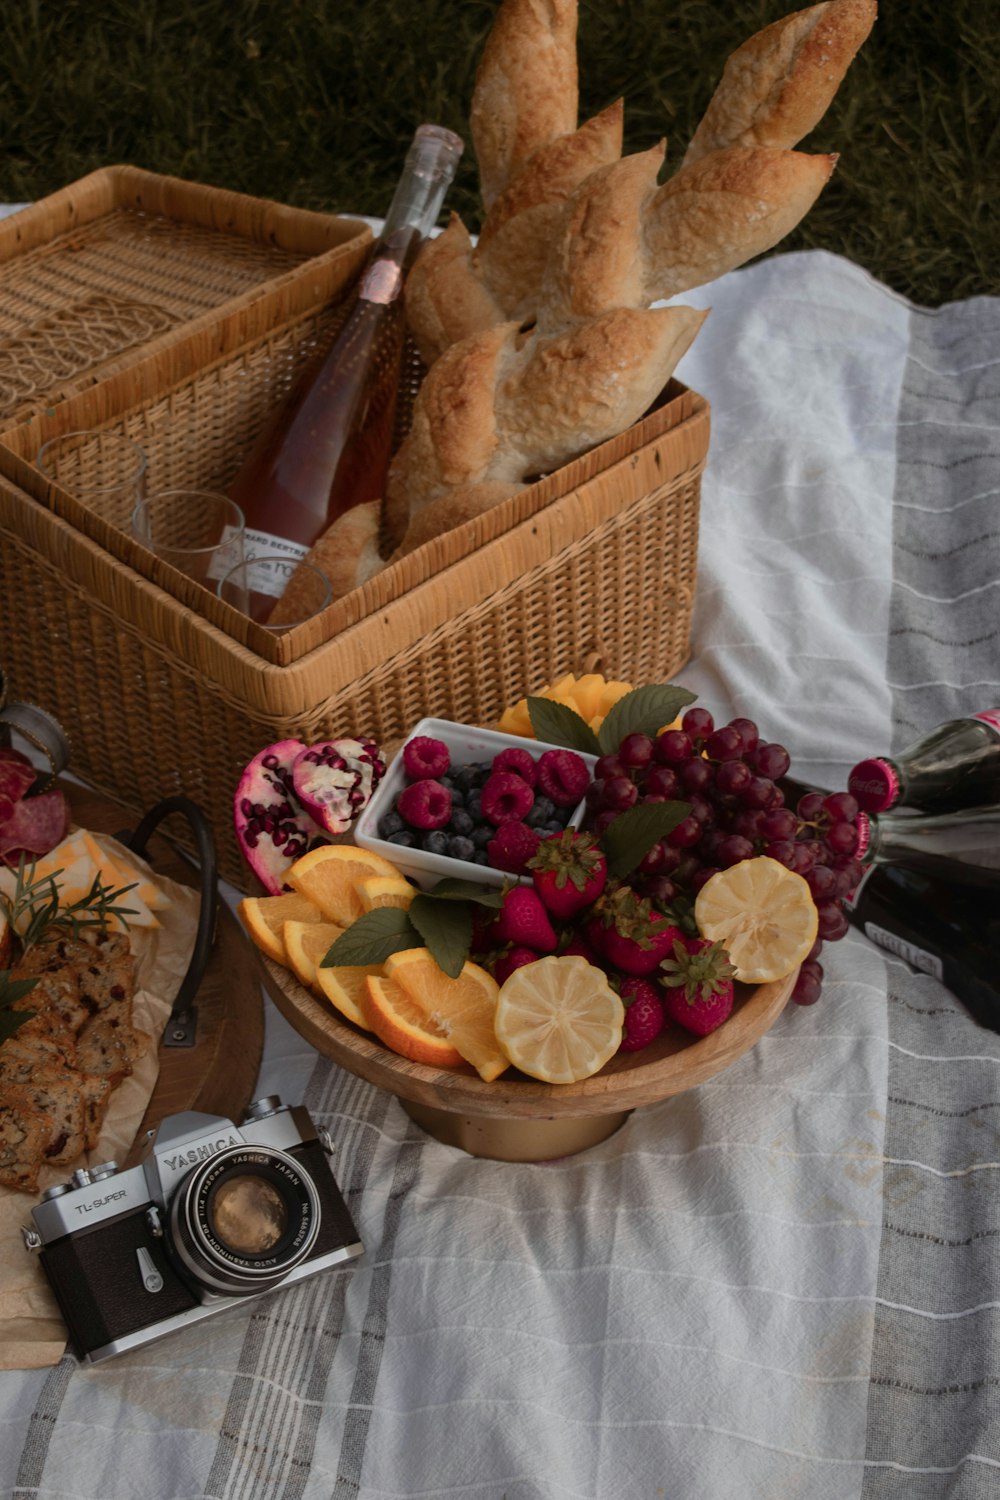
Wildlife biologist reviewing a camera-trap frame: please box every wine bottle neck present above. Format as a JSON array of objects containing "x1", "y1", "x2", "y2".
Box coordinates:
[{"x1": 378, "y1": 123, "x2": 464, "y2": 250}]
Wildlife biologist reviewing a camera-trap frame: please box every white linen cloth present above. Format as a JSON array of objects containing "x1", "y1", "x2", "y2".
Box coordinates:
[{"x1": 2, "y1": 238, "x2": 998, "y2": 1500}]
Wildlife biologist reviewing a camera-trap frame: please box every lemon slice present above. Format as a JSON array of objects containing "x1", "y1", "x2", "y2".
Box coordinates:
[
  {"x1": 493, "y1": 955, "x2": 624, "y2": 1085},
  {"x1": 694, "y1": 856, "x2": 818, "y2": 983},
  {"x1": 286, "y1": 844, "x2": 401, "y2": 925},
  {"x1": 383, "y1": 948, "x2": 507, "y2": 1082}
]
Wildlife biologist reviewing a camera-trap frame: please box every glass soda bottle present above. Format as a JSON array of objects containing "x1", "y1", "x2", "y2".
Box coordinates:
[
  {"x1": 847, "y1": 710, "x2": 1000, "y2": 815},
  {"x1": 226, "y1": 123, "x2": 463, "y2": 604},
  {"x1": 857, "y1": 803, "x2": 1000, "y2": 872},
  {"x1": 843, "y1": 855, "x2": 1000, "y2": 1033}
]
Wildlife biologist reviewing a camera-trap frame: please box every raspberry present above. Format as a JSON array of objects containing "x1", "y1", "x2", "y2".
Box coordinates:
[
  {"x1": 402, "y1": 735, "x2": 450, "y2": 780},
  {"x1": 397, "y1": 778, "x2": 452, "y2": 830},
  {"x1": 491, "y1": 746, "x2": 537, "y2": 786},
  {"x1": 480, "y1": 770, "x2": 535, "y2": 826},
  {"x1": 487, "y1": 820, "x2": 541, "y2": 874},
  {"x1": 535, "y1": 748, "x2": 590, "y2": 807}
]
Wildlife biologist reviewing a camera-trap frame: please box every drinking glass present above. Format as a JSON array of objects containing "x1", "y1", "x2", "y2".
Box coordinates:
[
  {"x1": 37, "y1": 430, "x2": 148, "y2": 523},
  {"x1": 131, "y1": 491, "x2": 246, "y2": 591},
  {"x1": 217, "y1": 555, "x2": 332, "y2": 632}
]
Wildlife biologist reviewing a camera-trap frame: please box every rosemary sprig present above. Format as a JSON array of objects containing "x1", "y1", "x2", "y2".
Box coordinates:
[
  {"x1": 0, "y1": 971, "x2": 38, "y2": 1046},
  {"x1": 0, "y1": 853, "x2": 140, "y2": 955}
]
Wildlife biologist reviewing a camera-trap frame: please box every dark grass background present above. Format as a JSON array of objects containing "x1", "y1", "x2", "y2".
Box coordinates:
[{"x1": 1, "y1": 0, "x2": 996, "y2": 307}]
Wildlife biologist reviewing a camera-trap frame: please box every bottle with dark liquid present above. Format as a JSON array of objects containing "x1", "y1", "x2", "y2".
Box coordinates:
[
  {"x1": 847, "y1": 710, "x2": 1000, "y2": 815},
  {"x1": 843, "y1": 856, "x2": 1000, "y2": 1033},
  {"x1": 856, "y1": 803, "x2": 1000, "y2": 872},
  {"x1": 226, "y1": 123, "x2": 463, "y2": 605}
]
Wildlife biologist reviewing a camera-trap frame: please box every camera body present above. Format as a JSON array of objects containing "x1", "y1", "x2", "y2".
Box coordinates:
[{"x1": 24, "y1": 1096, "x2": 363, "y2": 1363}]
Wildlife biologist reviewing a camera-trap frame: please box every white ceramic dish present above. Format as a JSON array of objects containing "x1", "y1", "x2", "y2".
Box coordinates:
[{"x1": 354, "y1": 716, "x2": 597, "y2": 891}]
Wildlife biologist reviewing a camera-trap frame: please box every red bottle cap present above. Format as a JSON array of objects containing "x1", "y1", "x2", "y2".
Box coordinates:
[{"x1": 847, "y1": 758, "x2": 900, "y2": 813}]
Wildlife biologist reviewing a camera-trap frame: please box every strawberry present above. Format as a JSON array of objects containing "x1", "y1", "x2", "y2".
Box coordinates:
[
  {"x1": 493, "y1": 886, "x2": 558, "y2": 953},
  {"x1": 492, "y1": 945, "x2": 542, "y2": 985},
  {"x1": 659, "y1": 936, "x2": 737, "y2": 1036},
  {"x1": 617, "y1": 976, "x2": 666, "y2": 1052},
  {"x1": 589, "y1": 884, "x2": 683, "y2": 976},
  {"x1": 527, "y1": 829, "x2": 607, "y2": 920}
]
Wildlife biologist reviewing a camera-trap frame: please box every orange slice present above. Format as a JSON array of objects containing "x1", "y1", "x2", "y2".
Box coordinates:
[
  {"x1": 283, "y1": 919, "x2": 345, "y2": 990},
  {"x1": 493, "y1": 955, "x2": 624, "y2": 1084},
  {"x1": 286, "y1": 844, "x2": 401, "y2": 926},
  {"x1": 356, "y1": 873, "x2": 416, "y2": 912},
  {"x1": 363, "y1": 972, "x2": 465, "y2": 1069},
  {"x1": 314, "y1": 963, "x2": 382, "y2": 1029},
  {"x1": 383, "y1": 947, "x2": 507, "y2": 1082},
  {"x1": 238, "y1": 891, "x2": 326, "y2": 964},
  {"x1": 694, "y1": 856, "x2": 818, "y2": 984}
]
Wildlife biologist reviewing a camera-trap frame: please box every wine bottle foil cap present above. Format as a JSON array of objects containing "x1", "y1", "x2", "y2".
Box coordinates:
[{"x1": 847, "y1": 758, "x2": 900, "y2": 813}]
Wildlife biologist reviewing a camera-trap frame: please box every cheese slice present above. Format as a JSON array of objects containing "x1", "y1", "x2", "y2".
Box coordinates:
[{"x1": 0, "y1": 829, "x2": 163, "y2": 930}]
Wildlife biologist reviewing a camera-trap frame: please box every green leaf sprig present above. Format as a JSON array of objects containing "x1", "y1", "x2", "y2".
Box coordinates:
[
  {"x1": 0, "y1": 971, "x2": 39, "y2": 1046},
  {"x1": 0, "y1": 854, "x2": 140, "y2": 955}
]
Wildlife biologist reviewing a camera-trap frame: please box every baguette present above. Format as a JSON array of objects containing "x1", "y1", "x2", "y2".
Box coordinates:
[
  {"x1": 404, "y1": 214, "x2": 505, "y2": 368},
  {"x1": 682, "y1": 0, "x2": 878, "y2": 165},
  {"x1": 470, "y1": 0, "x2": 579, "y2": 209},
  {"x1": 266, "y1": 499, "x2": 386, "y2": 614}
]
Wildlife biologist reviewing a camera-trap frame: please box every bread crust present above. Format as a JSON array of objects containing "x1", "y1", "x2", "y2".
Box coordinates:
[
  {"x1": 683, "y1": 0, "x2": 878, "y2": 165},
  {"x1": 470, "y1": 0, "x2": 579, "y2": 208},
  {"x1": 405, "y1": 214, "x2": 505, "y2": 368}
]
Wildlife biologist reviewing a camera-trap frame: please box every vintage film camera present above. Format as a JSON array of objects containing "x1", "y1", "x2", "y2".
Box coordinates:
[{"x1": 23, "y1": 1096, "x2": 363, "y2": 1363}]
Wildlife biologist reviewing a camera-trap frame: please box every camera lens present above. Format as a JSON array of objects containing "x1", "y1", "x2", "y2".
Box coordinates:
[{"x1": 168, "y1": 1146, "x2": 320, "y2": 1296}]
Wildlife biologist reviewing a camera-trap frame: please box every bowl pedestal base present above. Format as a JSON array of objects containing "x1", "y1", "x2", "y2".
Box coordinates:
[{"x1": 401, "y1": 1100, "x2": 631, "y2": 1162}]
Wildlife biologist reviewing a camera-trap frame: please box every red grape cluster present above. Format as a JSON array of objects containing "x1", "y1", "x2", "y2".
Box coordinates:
[{"x1": 584, "y1": 707, "x2": 862, "y2": 1007}]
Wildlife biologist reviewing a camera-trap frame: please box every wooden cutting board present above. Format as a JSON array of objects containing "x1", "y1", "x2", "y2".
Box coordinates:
[{"x1": 64, "y1": 780, "x2": 264, "y2": 1155}]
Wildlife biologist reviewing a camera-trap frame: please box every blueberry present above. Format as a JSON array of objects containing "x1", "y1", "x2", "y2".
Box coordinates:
[
  {"x1": 452, "y1": 764, "x2": 480, "y2": 792},
  {"x1": 421, "y1": 829, "x2": 451, "y2": 855},
  {"x1": 526, "y1": 796, "x2": 556, "y2": 827},
  {"x1": 472, "y1": 850, "x2": 490, "y2": 865},
  {"x1": 448, "y1": 808, "x2": 474, "y2": 836},
  {"x1": 470, "y1": 824, "x2": 493, "y2": 849},
  {"x1": 386, "y1": 830, "x2": 415, "y2": 847},
  {"x1": 380, "y1": 810, "x2": 405, "y2": 837},
  {"x1": 448, "y1": 835, "x2": 476, "y2": 861},
  {"x1": 466, "y1": 792, "x2": 482, "y2": 819}
]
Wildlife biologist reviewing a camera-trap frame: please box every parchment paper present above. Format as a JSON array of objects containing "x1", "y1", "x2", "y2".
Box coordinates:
[{"x1": 0, "y1": 832, "x2": 201, "y2": 1369}]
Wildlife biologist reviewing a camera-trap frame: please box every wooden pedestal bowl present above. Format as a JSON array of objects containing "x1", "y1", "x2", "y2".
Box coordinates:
[{"x1": 259, "y1": 954, "x2": 796, "y2": 1163}]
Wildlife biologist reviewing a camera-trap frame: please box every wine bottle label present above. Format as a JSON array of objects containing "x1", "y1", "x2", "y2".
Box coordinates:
[
  {"x1": 359, "y1": 259, "x2": 404, "y2": 306},
  {"x1": 203, "y1": 525, "x2": 248, "y2": 585},
  {"x1": 973, "y1": 709, "x2": 1000, "y2": 735},
  {"x1": 862, "y1": 922, "x2": 944, "y2": 981},
  {"x1": 244, "y1": 530, "x2": 310, "y2": 599}
]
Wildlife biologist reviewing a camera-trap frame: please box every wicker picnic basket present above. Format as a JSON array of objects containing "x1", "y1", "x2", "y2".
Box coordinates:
[{"x1": 0, "y1": 167, "x2": 709, "y2": 889}]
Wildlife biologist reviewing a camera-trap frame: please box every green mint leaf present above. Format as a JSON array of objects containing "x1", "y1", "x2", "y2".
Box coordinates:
[
  {"x1": 408, "y1": 894, "x2": 473, "y2": 979},
  {"x1": 526, "y1": 697, "x2": 601, "y2": 755},
  {"x1": 598, "y1": 801, "x2": 691, "y2": 880},
  {"x1": 321, "y1": 908, "x2": 420, "y2": 967},
  {"x1": 429, "y1": 878, "x2": 505, "y2": 908},
  {"x1": 597, "y1": 683, "x2": 697, "y2": 754}
]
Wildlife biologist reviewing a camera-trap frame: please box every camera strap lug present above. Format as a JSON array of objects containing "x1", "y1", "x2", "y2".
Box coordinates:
[
  {"x1": 317, "y1": 1126, "x2": 336, "y2": 1156},
  {"x1": 146, "y1": 1205, "x2": 164, "y2": 1239},
  {"x1": 21, "y1": 1226, "x2": 42, "y2": 1253}
]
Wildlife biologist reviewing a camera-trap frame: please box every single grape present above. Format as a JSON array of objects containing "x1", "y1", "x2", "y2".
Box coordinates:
[
  {"x1": 806, "y1": 863, "x2": 838, "y2": 901},
  {"x1": 687, "y1": 792, "x2": 714, "y2": 826},
  {"x1": 618, "y1": 732, "x2": 655, "y2": 771},
  {"x1": 715, "y1": 759, "x2": 752, "y2": 796},
  {"x1": 680, "y1": 757, "x2": 713, "y2": 793},
  {"x1": 595, "y1": 753, "x2": 626, "y2": 780},
  {"x1": 831, "y1": 857, "x2": 864, "y2": 898},
  {"x1": 674, "y1": 854, "x2": 701, "y2": 887},
  {"x1": 697, "y1": 827, "x2": 726, "y2": 861},
  {"x1": 817, "y1": 901, "x2": 849, "y2": 941},
  {"x1": 681, "y1": 707, "x2": 715, "y2": 743},
  {"x1": 761, "y1": 807, "x2": 798, "y2": 842},
  {"x1": 638, "y1": 839, "x2": 670, "y2": 876},
  {"x1": 728, "y1": 717, "x2": 760, "y2": 755},
  {"x1": 792, "y1": 960, "x2": 824, "y2": 1006},
  {"x1": 602, "y1": 775, "x2": 639, "y2": 812},
  {"x1": 655, "y1": 729, "x2": 693, "y2": 764},
  {"x1": 787, "y1": 842, "x2": 817, "y2": 875},
  {"x1": 585, "y1": 780, "x2": 606, "y2": 810},
  {"x1": 691, "y1": 865, "x2": 720, "y2": 893},
  {"x1": 823, "y1": 791, "x2": 860, "y2": 824},
  {"x1": 592, "y1": 809, "x2": 618, "y2": 836},
  {"x1": 730, "y1": 808, "x2": 766, "y2": 841},
  {"x1": 741, "y1": 776, "x2": 775, "y2": 810},
  {"x1": 706, "y1": 726, "x2": 744, "y2": 761},
  {"x1": 805, "y1": 937, "x2": 824, "y2": 963},
  {"x1": 825, "y1": 820, "x2": 860, "y2": 857},
  {"x1": 638, "y1": 875, "x2": 680, "y2": 908},
  {"x1": 657, "y1": 843, "x2": 682, "y2": 874},
  {"x1": 645, "y1": 764, "x2": 681, "y2": 799},
  {"x1": 796, "y1": 791, "x2": 825, "y2": 822},
  {"x1": 667, "y1": 814, "x2": 702, "y2": 849},
  {"x1": 754, "y1": 742, "x2": 791, "y2": 779},
  {"x1": 717, "y1": 834, "x2": 755, "y2": 867},
  {"x1": 763, "y1": 839, "x2": 798, "y2": 867}
]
